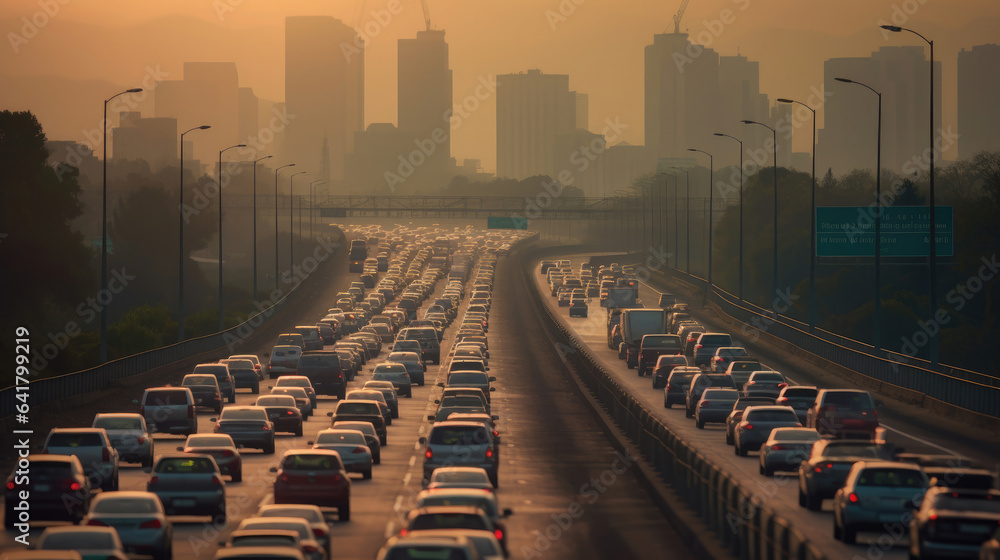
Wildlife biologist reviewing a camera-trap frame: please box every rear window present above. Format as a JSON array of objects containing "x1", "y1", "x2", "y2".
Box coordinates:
[
  {"x1": 93, "y1": 496, "x2": 161, "y2": 514},
  {"x1": 668, "y1": 371, "x2": 697, "y2": 383},
  {"x1": 30, "y1": 462, "x2": 75, "y2": 477},
  {"x1": 409, "y1": 513, "x2": 488, "y2": 532},
  {"x1": 316, "y1": 432, "x2": 366, "y2": 445},
  {"x1": 93, "y1": 417, "x2": 142, "y2": 431},
  {"x1": 820, "y1": 445, "x2": 884, "y2": 458},
  {"x1": 155, "y1": 457, "x2": 216, "y2": 473},
  {"x1": 448, "y1": 372, "x2": 487, "y2": 384},
  {"x1": 220, "y1": 409, "x2": 267, "y2": 421},
  {"x1": 337, "y1": 402, "x2": 378, "y2": 415},
  {"x1": 194, "y1": 365, "x2": 229, "y2": 379},
  {"x1": 930, "y1": 494, "x2": 1000, "y2": 513},
  {"x1": 47, "y1": 432, "x2": 103, "y2": 448},
  {"x1": 783, "y1": 388, "x2": 818, "y2": 398},
  {"x1": 702, "y1": 389, "x2": 739, "y2": 400},
  {"x1": 751, "y1": 373, "x2": 785, "y2": 382},
  {"x1": 822, "y1": 391, "x2": 875, "y2": 409},
  {"x1": 643, "y1": 336, "x2": 681, "y2": 348},
  {"x1": 145, "y1": 390, "x2": 190, "y2": 405},
  {"x1": 430, "y1": 426, "x2": 490, "y2": 446},
  {"x1": 698, "y1": 335, "x2": 732, "y2": 345},
  {"x1": 744, "y1": 409, "x2": 799, "y2": 422},
  {"x1": 41, "y1": 532, "x2": 117, "y2": 550},
  {"x1": 183, "y1": 376, "x2": 216, "y2": 386},
  {"x1": 281, "y1": 454, "x2": 343, "y2": 471},
  {"x1": 856, "y1": 468, "x2": 925, "y2": 487},
  {"x1": 385, "y1": 545, "x2": 475, "y2": 560},
  {"x1": 256, "y1": 396, "x2": 295, "y2": 407}
]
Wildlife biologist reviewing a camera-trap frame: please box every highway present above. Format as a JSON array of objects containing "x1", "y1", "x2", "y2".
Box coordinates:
[
  {"x1": 1, "y1": 238, "x2": 696, "y2": 559},
  {"x1": 530, "y1": 253, "x2": 1000, "y2": 559}
]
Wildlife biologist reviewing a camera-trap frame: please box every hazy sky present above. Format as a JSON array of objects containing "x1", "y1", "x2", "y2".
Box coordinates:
[{"x1": 2, "y1": 0, "x2": 998, "y2": 171}]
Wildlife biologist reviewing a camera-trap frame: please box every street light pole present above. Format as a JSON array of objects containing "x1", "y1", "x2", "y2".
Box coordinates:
[
  {"x1": 777, "y1": 99, "x2": 817, "y2": 329},
  {"x1": 836, "y1": 78, "x2": 883, "y2": 351},
  {"x1": 882, "y1": 24, "x2": 937, "y2": 364},
  {"x1": 217, "y1": 143, "x2": 246, "y2": 331},
  {"x1": 743, "y1": 120, "x2": 779, "y2": 302},
  {"x1": 178, "y1": 124, "x2": 211, "y2": 343},
  {"x1": 252, "y1": 155, "x2": 272, "y2": 299},
  {"x1": 714, "y1": 133, "x2": 744, "y2": 300},
  {"x1": 309, "y1": 180, "x2": 325, "y2": 241},
  {"x1": 289, "y1": 171, "x2": 307, "y2": 271},
  {"x1": 670, "y1": 167, "x2": 691, "y2": 274},
  {"x1": 100, "y1": 87, "x2": 142, "y2": 363},
  {"x1": 274, "y1": 163, "x2": 296, "y2": 291},
  {"x1": 688, "y1": 149, "x2": 714, "y2": 305}
]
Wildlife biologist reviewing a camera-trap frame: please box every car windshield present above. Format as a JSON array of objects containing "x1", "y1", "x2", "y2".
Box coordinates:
[
  {"x1": 823, "y1": 392, "x2": 874, "y2": 409},
  {"x1": 47, "y1": 432, "x2": 103, "y2": 447},
  {"x1": 42, "y1": 532, "x2": 116, "y2": 550},
  {"x1": 643, "y1": 337, "x2": 678, "y2": 348},
  {"x1": 257, "y1": 396, "x2": 296, "y2": 406},
  {"x1": 281, "y1": 454, "x2": 341, "y2": 471},
  {"x1": 93, "y1": 497, "x2": 160, "y2": 514},
  {"x1": 821, "y1": 445, "x2": 883, "y2": 458},
  {"x1": 410, "y1": 513, "x2": 488, "y2": 531},
  {"x1": 430, "y1": 426, "x2": 489, "y2": 446},
  {"x1": 221, "y1": 409, "x2": 266, "y2": 421},
  {"x1": 931, "y1": 494, "x2": 1000, "y2": 513},
  {"x1": 277, "y1": 378, "x2": 310, "y2": 387},
  {"x1": 145, "y1": 391, "x2": 189, "y2": 405},
  {"x1": 93, "y1": 417, "x2": 142, "y2": 430},
  {"x1": 183, "y1": 376, "x2": 216, "y2": 386},
  {"x1": 187, "y1": 436, "x2": 233, "y2": 447},
  {"x1": 752, "y1": 373, "x2": 785, "y2": 382},
  {"x1": 856, "y1": 469, "x2": 925, "y2": 487},
  {"x1": 259, "y1": 508, "x2": 323, "y2": 522},
  {"x1": 337, "y1": 402, "x2": 377, "y2": 414},
  {"x1": 317, "y1": 432, "x2": 366, "y2": 445},
  {"x1": 744, "y1": 410, "x2": 798, "y2": 422},
  {"x1": 155, "y1": 457, "x2": 216, "y2": 473}
]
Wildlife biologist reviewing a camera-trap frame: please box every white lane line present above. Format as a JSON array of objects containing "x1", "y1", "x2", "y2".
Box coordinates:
[
  {"x1": 402, "y1": 472, "x2": 411, "y2": 485},
  {"x1": 384, "y1": 521, "x2": 396, "y2": 538},
  {"x1": 408, "y1": 456, "x2": 416, "y2": 467}
]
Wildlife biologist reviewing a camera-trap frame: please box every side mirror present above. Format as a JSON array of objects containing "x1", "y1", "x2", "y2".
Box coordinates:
[
  {"x1": 489, "y1": 387, "x2": 496, "y2": 392},
  {"x1": 434, "y1": 399, "x2": 441, "y2": 404},
  {"x1": 418, "y1": 437, "x2": 427, "y2": 444},
  {"x1": 427, "y1": 415, "x2": 436, "y2": 421},
  {"x1": 307, "y1": 441, "x2": 314, "y2": 446},
  {"x1": 176, "y1": 446, "x2": 184, "y2": 452},
  {"x1": 491, "y1": 415, "x2": 499, "y2": 421},
  {"x1": 485, "y1": 367, "x2": 491, "y2": 371},
  {"x1": 436, "y1": 382, "x2": 445, "y2": 387},
  {"x1": 326, "y1": 412, "x2": 333, "y2": 417},
  {"x1": 502, "y1": 508, "x2": 513, "y2": 517},
  {"x1": 210, "y1": 418, "x2": 218, "y2": 422},
  {"x1": 488, "y1": 376, "x2": 496, "y2": 382},
  {"x1": 269, "y1": 467, "x2": 278, "y2": 473}
]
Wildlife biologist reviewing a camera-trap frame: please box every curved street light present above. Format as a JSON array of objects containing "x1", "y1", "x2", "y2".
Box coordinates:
[
  {"x1": 274, "y1": 163, "x2": 296, "y2": 291},
  {"x1": 252, "y1": 155, "x2": 272, "y2": 299},
  {"x1": 688, "y1": 149, "x2": 714, "y2": 305},
  {"x1": 217, "y1": 143, "x2": 246, "y2": 330},
  {"x1": 178, "y1": 124, "x2": 211, "y2": 342},
  {"x1": 714, "y1": 132, "x2": 744, "y2": 301}
]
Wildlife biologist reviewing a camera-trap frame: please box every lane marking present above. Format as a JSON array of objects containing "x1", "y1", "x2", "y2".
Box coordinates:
[{"x1": 408, "y1": 456, "x2": 415, "y2": 467}]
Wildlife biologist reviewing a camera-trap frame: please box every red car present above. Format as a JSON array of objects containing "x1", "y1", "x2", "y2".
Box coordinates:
[{"x1": 271, "y1": 449, "x2": 351, "y2": 521}]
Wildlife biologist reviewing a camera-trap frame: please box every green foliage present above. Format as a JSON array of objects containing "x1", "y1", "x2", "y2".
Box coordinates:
[{"x1": 108, "y1": 304, "x2": 176, "y2": 359}]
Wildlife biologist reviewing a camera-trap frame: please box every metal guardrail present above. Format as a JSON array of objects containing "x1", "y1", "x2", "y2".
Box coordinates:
[
  {"x1": 519, "y1": 253, "x2": 825, "y2": 560},
  {"x1": 1, "y1": 233, "x2": 345, "y2": 419},
  {"x1": 655, "y1": 267, "x2": 1000, "y2": 418}
]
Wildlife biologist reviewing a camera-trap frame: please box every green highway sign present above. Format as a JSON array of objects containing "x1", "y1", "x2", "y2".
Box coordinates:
[
  {"x1": 487, "y1": 216, "x2": 527, "y2": 230},
  {"x1": 816, "y1": 206, "x2": 953, "y2": 257}
]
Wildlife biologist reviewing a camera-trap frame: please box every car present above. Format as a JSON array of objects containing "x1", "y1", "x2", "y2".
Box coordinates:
[
  {"x1": 652, "y1": 355, "x2": 689, "y2": 390},
  {"x1": 757, "y1": 427, "x2": 821, "y2": 477},
  {"x1": 231, "y1": 354, "x2": 264, "y2": 380},
  {"x1": 255, "y1": 395, "x2": 305, "y2": 436},
  {"x1": 725, "y1": 396, "x2": 777, "y2": 445},
  {"x1": 386, "y1": 351, "x2": 426, "y2": 386},
  {"x1": 426, "y1": 467, "x2": 494, "y2": 491},
  {"x1": 194, "y1": 363, "x2": 237, "y2": 403},
  {"x1": 82, "y1": 491, "x2": 173, "y2": 560},
  {"x1": 361, "y1": 381, "x2": 400, "y2": 419},
  {"x1": 181, "y1": 373, "x2": 224, "y2": 413},
  {"x1": 270, "y1": 450, "x2": 352, "y2": 521},
  {"x1": 376, "y1": 535, "x2": 479, "y2": 560},
  {"x1": 797, "y1": 439, "x2": 895, "y2": 511},
  {"x1": 35, "y1": 526, "x2": 129, "y2": 560},
  {"x1": 333, "y1": 349, "x2": 359, "y2": 381},
  {"x1": 296, "y1": 351, "x2": 346, "y2": 399},
  {"x1": 741, "y1": 371, "x2": 789, "y2": 398},
  {"x1": 732, "y1": 405, "x2": 801, "y2": 456},
  {"x1": 446, "y1": 371, "x2": 496, "y2": 404},
  {"x1": 420, "y1": 421, "x2": 498, "y2": 487},
  {"x1": 775, "y1": 386, "x2": 819, "y2": 424},
  {"x1": 806, "y1": 389, "x2": 880, "y2": 440},
  {"x1": 220, "y1": 529, "x2": 303, "y2": 555},
  {"x1": 277, "y1": 333, "x2": 307, "y2": 351},
  {"x1": 391, "y1": 339, "x2": 424, "y2": 359},
  {"x1": 439, "y1": 387, "x2": 491, "y2": 415},
  {"x1": 372, "y1": 362, "x2": 413, "y2": 398},
  {"x1": 147, "y1": 453, "x2": 227, "y2": 521},
  {"x1": 224, "y1": 358, "x2": 260, "y2": 394},
  {"x1": 255, "y1": 504, "x2": 333, "y2": 559},
  {"x1": 694, "y1": 388, "x2": 741, "y2": 429},
  {"x1": 693, "y1": 333, "x2": 734, "y2": 367},
  {"x1": 316, "y1": 323, "x2": 337, "y2": 345},
  {"x1": 346, "y1": 389, "x2": 394, "y2": 423},
  {"x1": 231, "y1": 517, "x2": 327, "y2": 560},
  {"x1": 658, "y1": 293, "x2": 678, "y2": 308},
  {"x1": 293, "y1": 325, "x2": 325, "y2": 351},
  {"x1": 709, "y1": 346, "x2": 751, "y2": 373},
  {"x1": 270, "y1": 386, "x2": 314, "y2": 419},
  {"x1": 329, "y1": 400, "x2": 387, "y2": 445},
  {"x1": 833, "y1": 461, "x2": 930, "y2": 544},
  {"x1": 662, "y1": 366, "x2": 699, "y2": 407},
  {"x1": 5, "y1": 455, "x2": 91, "y2": 528},
  {"x1": 331, "y1": 421, "x2": 382, "y2": 465},
  {"x1": 267, "y1": 345, "x2": 302, "y2": 378},
  {"x1": 178, "y1": 433, "x2": 243, "y2": 481},
  {"x1": 401, "y1": 506, "x2": 508, "y2": 556},
  {"x1": 680, "y1": 325, "x2": 707, "y2": 356},
  {"x1": 413, "y1": 488, "x2": 513, "y2": 531},
  {"x1": 310, "y1": 429, "x2": 373, "y2": 479},
  {"x1": 684, "y1": 373, "x2": 735, "y2": 418},
  {"x1": 274, "y1": 375, "x2": 319, "y2": 409},
  {"x1": 92, "y1": 413, "x2": 154, "y2": 469},
  {"x1": 42, "y1": 428, "x2": 119, "y2": 491},
  {"x1": 211, "y1": 406, "x2": 276, "y2": 454},
  {"x1": 399, "y1": 327, "x2": 441, "y2": 363},
  {"x1": 637, "y1": 334, "x2": 683, "y2": 376},
  {"x1": 908, "y1": 486, "x2": 1000, "y2": 558},
  {"x1": 141, "y1": 386, "x2": 198, "y2": 436},
  {"x1": 724, "y1": 360, "x2": 765, "y2": 390}
]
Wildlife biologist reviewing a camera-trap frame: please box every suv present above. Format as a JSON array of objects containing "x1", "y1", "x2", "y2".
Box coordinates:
[
  {"x1": 267, "y1": 345, "x2": 302, "y2": 378},
  {"x1": 420, "y1": 421, "x2": 499, "y2": 487},
  {"x1": 297, "y1": 351, "x2": 346, "y2": 399},
  {"x1": 693, "y1": 333, "x2": 734, "y2": 367},
  {"x1": 806, "y1": 389, "x2": 879, "y2": 439},
  {"x1": 400, "y1": 327, "x2": 441, "y2": 364},
  {"x1": 42, "y1": 428, "x2": 120, "y2": 491},
  {"x1": 685, "y1": 373, "x2": 735, "y2": 418},
  {"x1": 181, "y1": 373, "x2": 223, "y2": 413},
  {"x1": 141, "y1": 387, "x2": 197, "y2": 436},
  {"x1": 637, "y1": 334, "x2": 682, "y2": 376},
  {"x1": 4, "y1": 455, "x2": 91, "y2": 526},
  {"x1": 193, "y1": 363, "x2": 236, "y2": 403},
  {"x1": 277, "y1": 333, "x2": 306, "y2": 351},
  {"x1": 293, "y1": 326, "x2": 324, "y2": 351}
]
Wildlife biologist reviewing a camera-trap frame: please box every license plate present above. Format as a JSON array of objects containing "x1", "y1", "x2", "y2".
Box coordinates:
[
  {"x1": 879, "y1": 513, "x2": 901, "y2": 522},
  {"x1": 173, "y1": 499, "x2": 196, "y2": 508},
  {"x1": 959, "y1": 523, "x2": 993, "y2": 534},
  {"x1": 34, "y1": 484, "x2": 50, "y2": 492}
]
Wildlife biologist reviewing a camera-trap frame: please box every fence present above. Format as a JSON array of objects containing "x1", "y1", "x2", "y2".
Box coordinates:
[{"x1": 519, "y1": 250, "x2": 825, "y2": 560}]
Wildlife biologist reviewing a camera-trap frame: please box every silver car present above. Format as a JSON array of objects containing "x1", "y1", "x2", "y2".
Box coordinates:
[
  {"x1": 147, "y1": 453, "x2": 227, "y2": 522},
  {"x1": 212, "y1": 406, "x2": 276, "y2": 454},
  {"x1": 758, "y1": 427, "x2": 821, "y2": 477},
  {"x1": 833, "y1": 461, "x2": 930, "y2": 544},
  {"x1": 43, "y1": 428, "x2": 120, "y2": 491},
  {"x1": 733, "y1": 406, "x2": 802, "y2": 456},
  {"x1": 255, "y1": 504, "x2": 333, "y2": 559},
  {"x1": 81, "y1": 491, "x2": 172, "y2": 560},
  {"x1": 373, "y1": 363, "x2": 413, "y2": 397},
  {"x1": 310, "y1": 429, "x2": 373, "y2": 479},
  {"x1": 92, "y1": 413, "x2": 154, "y2": 469}
]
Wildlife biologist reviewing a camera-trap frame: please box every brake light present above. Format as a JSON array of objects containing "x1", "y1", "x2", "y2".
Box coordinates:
[
  {"x1": 399, "y1": 529, "x2": 408, "y2": 537},
  {"x1": 814, "y1": 467, "x2": 822, "y2": 473},
  {"x1": 149, "y1": 476, "x2": 159, "y2": 484},
  {"x1": 776, "y1": 397, "x2": 787, "y2": 404},
  {"x1": 771, "y1": 445, "x2": 787, "y2": 451},
  {"x1": 221, "y1": 450, "x2": 234, "y2": 457},
  {"x1": 744, "y1": 424, "x2": 754, "y2": 430},
  {"x1": 493, "y1": 430, "x2": 499, "y2": 438},
  {"x1": 699, "y1": 401, "x2": 710, "y2": 407},
  {"x1": 929, "y1": 513, "x2": 938, "y2": 521},
  {"x1": 280, "y1": 473, "x2": 290, "y2": 482},
  {"x1": 286, "y1": 410, "x2": 295, "y2": 415},
  {"x1": 302, "y1": 545, "x2": 318, "y2": 554},
  {"x1": 136, "y1": 437, "x2": 145, "y2": 444},
  {"x1": 495, "y1": 529, "x2": 504, "y2": 540},
  {"x1": 486, "y1": 449, "x2": 494, "y2": 458},
  {"x1": 666, "y1": 384, "x2": 673, "y2": 391},
  {"x1": 352, "y1": 446, "x2": 367, "y2": 453},
  {"x1": 746, "y1": 381, "x2": 756, "y2": 386},
  {"x1": 86, "y1": 519, "x2": 108, "y2": 526},
  {"x1": 848, "y1": 492, "x2": 859, "y2": 503},
  {"x1": 312, "y1": 528, "x2": 326, "y2": 538},
  {"x1": 211, "y1": 475, "x2": 224, "y2": 486},
  {"x1": 102, "y1": 448, "x2": 110, "y2": 462},
  {"x1": 778, "y1": 383, "x2": 788, "y2": 389},
  {"x1": 262, "y1": 425, "x2": 270, "y2": 430},
  {"x1": 425, "y1": 448, "x2": 433, "y2": 459},
  {"x1": 696, "y1": 344, "x2": 702, "y2": 349},
  {"x1": 139, "y1": 519, "x2": 162, "y2": 529}
]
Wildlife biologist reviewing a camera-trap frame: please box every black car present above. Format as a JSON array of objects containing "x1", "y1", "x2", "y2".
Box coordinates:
[
  {"x1": 5, "y1": 455, "x2": 91, "y2": 527},
  {"x1": 685, "y1": 373, "x2": 735, "y2": 418},
  {"x1": 297, "y1": 351, "x2": 346, "y2": 399}
]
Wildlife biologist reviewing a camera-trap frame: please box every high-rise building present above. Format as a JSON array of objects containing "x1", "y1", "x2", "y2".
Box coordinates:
[
  {"x1": 958, "y1": 44, "x2": 1000, "y2": 160},
  {"x1": 238, "y1": 87, "x2": 258, "y2": 144},
  {"x1": 154, "y1": 62, "x2": 241, "y2": 166},
  {"x1": 285, "y1": 16, "x2": 364, "y2": 186},
  {"x1": 112, "y1": 111, "x2": 177, "y2": 172},
  {"x1": 818, "y1": 46, "x2": 941, "y2": 176},
  {"x1": 344, "y1": 123, "x2": 411, "y2": 193},
  {"x1": 572, "y1": 92, "x2": 589, "y2": 130},
  {"x1": 397, "y1": 30, "x2": 453, "y2": 192},
  {"x1": 645, "y1": 33, "x2": 721, "y2": 164},
  {"x1": 605, "y1": 142, "x2": 649, "y2": 194},
  {"x1": 496, "y1": 69, "x2": 577, "y2": 180},
  {"x1": 717, "y1": 54, "x2": 770, "y2": 171},
  {"x1": 555, "y1": 128, "x2": 606, "y2": 197}
]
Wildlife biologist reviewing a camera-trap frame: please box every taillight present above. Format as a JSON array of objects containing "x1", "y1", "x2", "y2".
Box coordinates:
[
  {"x1": 302, "y1": 545, "x2": 318, "y2": 554},
  {"x1": 495, "y1": 529, "x2": 504, "y2": 540},
  {"x1": 493, "y1": 430, "x2": 499, "y2": 438},
  {"x1": 352, "y1": 446, "x2": 367, "y2": 453},
  {"x1": 139, "y1": 519, "x2": 162, "y2": 529},
  {"x1": 102, "y1": 448, "x2": 110, "y2": 462},
  {"x1": 848, "y1": 492, "x2": 859, "y2": 503},
  {"x1": 221, "y1": 450, "x2": 234, "y2": 457},
  {"x1": 5, "y1": 481, "x2": 14, "y2": 490},
  {"x1": 771, "y1": 445, "x2": 787, "y2": 451},
  {"x1": 399, "y1": 529, "x2": 408, "y2": 537},
  {"x1": 425, "y1": 448, "x2": 433, "y2": 459},
  {"x1": 279, "y1": 474, "x2": 290, "y2": 482},
  {"x1": 331, "y1": 474, "x2": 342, "y2": 484},
  {"x1": 211, "y1": 475, "x2": 224, "y2": 486},
  {"x1": 778, "y1": 383, "x2": 788, "y2": 389},
  {"x1": 287, "y1": 410, "x2": 295, "y2": 415},
  {"x1": 696, "y1": 344, "x2": 702, "y2": 349},
  {"x1": 666, "y1": 384, "x2": 673, "y2": 391},
  {"x1": 486, "y1": 449, "x2": 494, "y2": 458},
  {"x1": 747, "y1": 381, "x2": 756, "y2": 386},
  {"x1": 213, "y1": 424, "x2": 221, "y2": 433},
  {"x1": 776, "y1": 397, "x2": 787, "y2": 404},
  {"x1": 312, "y1": 528, "x2": 326, "y2": 538},
  {"x1": 744, "y1": 424, "x2": 754, "y2": 430},
  {"x1": 136, "y1": 437, "x2": 145, "y2": 444},
  {"x1": 699, "y1": 401, "x2": 710, "y2": 407},
  {"x1": 149, "y1": 476, "x2": 159, "y2": 484},
  {"x1": 262, "y1": 425, "x2": 270, "y2": 430},
  {"x1": 86, "y1": 519, "x2": 108, "y2": 526}
]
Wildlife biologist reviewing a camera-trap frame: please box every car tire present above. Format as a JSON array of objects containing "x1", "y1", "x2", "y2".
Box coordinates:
[
  {"x1": 637, "y1": 366, "x2": 644, "y2": 376},
  {"x1": 841, "y1": 523, "x2": 856, "y2": 544},
  {"x1": 229, "y1": 395, "x2": 236, "y2": 404},
  {"x1": 380, "y1": 436, "x2": 387, "y2": 446},
  {"x1": 295, "y1": 425, "x2": 303, "y2": 437},
  {"x1": 252, "y1": 386, "x2": 259, "y2": 394},
  {"x1": 264, "y1": 440, "x2": 275, "y2": 455},
  {"x1": 215, "y1": 505, "x2": 226, "y2": 524},
  {"x1": 4, "y1": 507, "x2": 14, "y2": 529},
  {"x1": 339, "y1": 502, "x2": 351, "y2": 522},
  {"x1": 805, "y1": 492, "x2": 821, "y2": 512},
  {"x1": 736, "y1": 443, "x2": 746, "y2": 457},
  {"x1": 232, "y1": 468, "x2": 242, "y2": 483},
  {"x1": 338, "y1": 388, "x2": 347, "y2": 400},
  {"x1": 215, "y1": 404, "x2": 223, "y2": 414},
  {"x1": 726, "y1": 432, "x2": 733, "y2": 445},
  {"x1": 685, "y1": 407, "x2": 693, "y2": 419},
  {"x1": 363, "y1": 469, "x2": 372, "y2": 480},
  {"x1": 798, "y1": 488, "x2": 806, "y2": 507},
  {"x1": 374, "y1": 453, "x2": 381, "y2": 465},
  {"x1": 696, "y1": 419, "x2": 705, "y2": 429}
]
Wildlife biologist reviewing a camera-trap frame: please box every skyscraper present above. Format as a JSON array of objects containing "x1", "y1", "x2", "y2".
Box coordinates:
[
  {"x1": 285, "y1": 16, "x2": 364, "y2": 186},
  {"x1": 112, "y1": 111, "x2": 177, "y2": 172},
  {"x1": 397, "y1": 30, "x2": 453, "y2": 191},
  {"x1": 154, "y1": 62, "x2": 241, "y2": 166},
  {"x1": 718, "y1": 54, "x2": 770, "y2": 170},
  {"x1": 958, "y1": 44, "x2": 1000, "y2": 160},
  {"x1": 496, "y1": 69, "x2": 576, "y2": 180}
]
